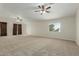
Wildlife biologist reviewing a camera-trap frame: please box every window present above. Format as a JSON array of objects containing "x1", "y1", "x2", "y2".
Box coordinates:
[{"x1": 49, "y1": 23, "x2": 61, "y2": 32}]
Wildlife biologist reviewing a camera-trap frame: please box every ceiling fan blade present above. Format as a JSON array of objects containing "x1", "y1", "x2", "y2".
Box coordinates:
[
  {"x1": 46, "y1": 11, "x2": 50, "y2": 13},
  {"x1": 48, "y1": 3, "x2": 55, "y2": 5},
  {"x1": 20, "y1": 19, "x2": 22, "y2": 21},
  {"x1": 46, "y1": 6, "x2": 51, "y2": 10},
  {"x1": 41, "y1": 13, "x2": 43, "y2": 15},
  {"x1": 34, "y1": 10, "x2": 40, "y2": 12},
  {"x1": 42, "y1": 5, "x2": 44, "y2": 10},
  {"x1": 43, "y1": 3, "x2": 54, "y2": 6},
  {"x1": 17, "y1": 17, "x2": 20, "y2": 19},
  {"x1": 38, "y1": 5, "x2": 41, "y2": 8}
]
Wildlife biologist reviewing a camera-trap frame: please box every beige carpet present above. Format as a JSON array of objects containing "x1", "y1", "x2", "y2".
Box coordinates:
[{"x1": 0, "y1": 36, "x2": 79, "y2": 56}]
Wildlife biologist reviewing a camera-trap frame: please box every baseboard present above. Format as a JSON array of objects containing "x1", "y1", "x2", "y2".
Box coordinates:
[
  {"x1": 0, "y1": 35, "x2": 29, "y2": 39},
  {"x1": 75, "y1": 40, "x2": 79, "y2": 46},
  {"x1": 30, "y1": 35, "x2": 75, "y2": 42}
]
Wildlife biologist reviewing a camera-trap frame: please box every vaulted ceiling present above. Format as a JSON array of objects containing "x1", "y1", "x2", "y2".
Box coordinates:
[{"x1": 0, "y1": 3, "x2": 79, "y2": 20}]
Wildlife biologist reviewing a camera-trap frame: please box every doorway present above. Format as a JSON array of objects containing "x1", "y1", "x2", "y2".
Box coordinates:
[
  {"x1": 0, "y1": 22, "x2": 7, "y2": 36},
  {"x1": 13, "y1": 24, "x2": 22, "y2": 35}
]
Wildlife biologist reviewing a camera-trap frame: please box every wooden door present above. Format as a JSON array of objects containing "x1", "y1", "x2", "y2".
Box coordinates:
[
  {"x1": 1, "y1": 22, "x2": 7, "y2": 36},
  {"x1": 13, "y1": 24, "x2": 17, "y2": 35},
  {"x1": 18, "y1": 24, "x2": 22, "y2": 35}
]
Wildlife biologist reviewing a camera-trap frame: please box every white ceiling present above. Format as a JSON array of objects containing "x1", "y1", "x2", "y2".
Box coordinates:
[{"x1": 0, "y1": 3, "x2": 79, "y2": 20}]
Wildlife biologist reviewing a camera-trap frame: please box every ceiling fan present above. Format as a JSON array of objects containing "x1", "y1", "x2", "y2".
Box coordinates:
[
  {"x1": 16, "y1": 16, "x2": 22, "y2": 22},
  {"x1": 34, "y1": 3, "x2": 54, "y2": 15}
]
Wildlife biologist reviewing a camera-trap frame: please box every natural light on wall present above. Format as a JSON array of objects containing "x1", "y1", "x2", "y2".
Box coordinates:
[{"x1": 49, "y1": 23, "x2": 61, "y2": 32}]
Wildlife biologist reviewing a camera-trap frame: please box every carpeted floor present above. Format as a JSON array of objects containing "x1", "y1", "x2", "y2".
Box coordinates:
[{"x1": 0, "y1": 36, "x2": 79, "y2": 56}]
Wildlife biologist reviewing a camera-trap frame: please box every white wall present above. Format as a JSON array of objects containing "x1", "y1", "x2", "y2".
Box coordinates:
[
  {"x1": 28, "y1": 16, "x2": 76, "y2": 41},
  {"x1": 0, "y1": 17, "x2": 27, "y2": 37},
  {"x1": 76, "y1": 9, "x2": 79, "y2": 45},
  {"x1": 0, "y1": 15, "x2": 76, "y2": 41},
  {"x1": 26, "y1": 20, "x2": 32, "y2": 35}
]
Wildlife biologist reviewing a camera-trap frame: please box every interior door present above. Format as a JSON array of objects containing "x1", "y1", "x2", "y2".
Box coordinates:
[
  {"x1": 1, "y1": 22, "x2": 7, "y2": 36},
  {"x1": 18, "y1": 24, "x2": 22, "y2": 35},
  {"x1": 13, "y1": 24, "x2": 17, "y2": 35}
]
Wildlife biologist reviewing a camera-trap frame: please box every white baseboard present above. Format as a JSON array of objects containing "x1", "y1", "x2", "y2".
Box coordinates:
[
  {"x1": 0, "y1": 35, "x2": 28, "y2": 39},
  {"x1": 30, "y1": 35, "x2": 75, "y2": 42},
  {"x1": 75, "y1": 40, "x2": 79, "y2": 46}
]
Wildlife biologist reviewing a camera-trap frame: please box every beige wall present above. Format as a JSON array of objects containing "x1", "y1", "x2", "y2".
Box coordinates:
[{"x1": 28, "y1": 16, "x2": 76, "y2": 41}]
